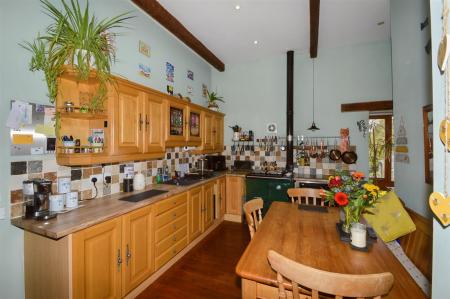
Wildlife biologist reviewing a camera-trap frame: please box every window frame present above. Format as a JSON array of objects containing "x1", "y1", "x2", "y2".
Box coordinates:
[{"x1": 369, "y1": 115, "x2": 394, "y2": 188}]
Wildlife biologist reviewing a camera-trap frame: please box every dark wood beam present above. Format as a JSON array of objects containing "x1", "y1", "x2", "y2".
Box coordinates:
[
  {"x1": 132, "y1": 0, "x2": 225, "y2": 72},
  {"x1": 341, "y1": 100, "x2": 393, "y2": 112},
  {"x1": 310, "y1": 0, "x2": 320, "y2": 58}
]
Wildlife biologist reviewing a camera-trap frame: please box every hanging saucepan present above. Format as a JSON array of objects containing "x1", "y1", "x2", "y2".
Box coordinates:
[
  {"x1": 341, "y1": 138, "x2": 358, "y2": 164},
  {"x1": 329, "y1": 138, "x2": 341, "y2": 161}
]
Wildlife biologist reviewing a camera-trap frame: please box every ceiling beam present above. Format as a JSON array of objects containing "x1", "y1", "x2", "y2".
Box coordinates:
[
  {"x1": 341, "y1": 100, "x2": 393, "y2": 112},
  {"x1": 310, "y1": 0, "x2": 320, "y2": 58},
  {"x1": 132, "y1": 0, "x2": 225, "y2": 72}
]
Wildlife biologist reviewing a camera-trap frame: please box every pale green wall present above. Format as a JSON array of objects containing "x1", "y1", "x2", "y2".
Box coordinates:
[
  {"x1": 212, "y1": 41, "x2": 392, "y2": 174},
  {"x1": 0, "y1": 1, "x2": 212, "y2": 298},
  {"x1": 430, "y1": 0, "x2": 450, "y2": 297},
  {"x1": 391, "y1": 0, "x2": 432, "y2": 217}
]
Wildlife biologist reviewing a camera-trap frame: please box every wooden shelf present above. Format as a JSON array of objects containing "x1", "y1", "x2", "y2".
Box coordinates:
[{"x1": 59, "y1": 112, "x2": 108, "y2": 120}]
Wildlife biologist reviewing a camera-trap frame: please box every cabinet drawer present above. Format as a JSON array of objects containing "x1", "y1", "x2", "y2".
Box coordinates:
[
  {"x1": 155, "y1": 203, "x2": 187, "y2": 229},
  {"x1": 155, "y1": 193, "x2": 187, "y2": 215},
  {"x1": 155, "y1": 214, "x2": 188, "y2": 243},
  {"x1": 155, "y1": 237, "x2": 188, "y2": 270},
  {"x1": 155, "y1": 225, "x2": 188, "y2": 256}
]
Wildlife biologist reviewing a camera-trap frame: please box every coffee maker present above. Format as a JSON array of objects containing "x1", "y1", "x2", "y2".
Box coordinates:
[{"x1": 23, "y1": 179, "x2": 57, "y2": 220}]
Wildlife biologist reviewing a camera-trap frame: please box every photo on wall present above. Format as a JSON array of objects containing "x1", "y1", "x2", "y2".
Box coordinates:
[
  {"x1": 138, "y1": 40, "x2": 151, "y2": 57},
  {"x1": 187, "y1": 70, "x2": 194, "y2": 80},
  {"x1": 166, "y1": 62, "x2": 175, "y2": 82},
  {"x1": 202, "y1": 84, "x2": 208, "y2": 98},
  {"x1": 138, "y1": 63, "x2": 151, "y2": 78}
]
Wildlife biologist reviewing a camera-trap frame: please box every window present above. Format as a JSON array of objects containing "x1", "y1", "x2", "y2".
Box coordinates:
[{"x1": 368, "y1": 115, "x2": 394, "y2": 188}]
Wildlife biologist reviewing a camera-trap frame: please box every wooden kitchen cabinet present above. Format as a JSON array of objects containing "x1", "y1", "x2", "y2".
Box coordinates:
[
  {"x1": 216, "y1": 177, "x2": 226, "y2": 219},
  {"x1": 202, "y1": 111, "x2": 215, "y2": 150},
  {"x1": 187, "y1": 106, "x2": 202, "y2": 145},
  {"x1": 111, "y1": 82, "x2": 144, "y2": 155},
  {"x1": 72, "y1": 217, "x2": 122, "y2": 299},
  {"x1": 121, "y1": 206, "x2": 154, "y2": 296},
  {"x1": 203, "y1": 182, "x2": 215, "y2": 231},
  {"x1": 213, "y1": 115, "x2": 224, "y2": 151},
  {"x1": 165, "y1": 100, "x2": 188, "y2": 146},
  {"x1": 188, "y1": 186, "x2": 203, "y2": 242},
  {"x1": 154, "y1": 192, "x2": 188, "y2": 270},
  {"x1": 72, "y1": 206, "x2": 155, "y2": 299},
  {"x1": 226, "y1": 176, "x2": 245, "y2": 216},
  {"x1": 143, "y1": 93, "x2": 165, "y2": 154}
]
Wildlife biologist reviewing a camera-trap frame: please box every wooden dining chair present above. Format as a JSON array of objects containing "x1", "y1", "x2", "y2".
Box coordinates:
[
  {"x1": 243, "y1": 197, "x2": 264, "y2": 239},
  {"x1": 267, "y1": 250, "x2": 394, "y2": 299},
  {"x1": 287, "y1": 188, "x2": 327, "y2": 206}
]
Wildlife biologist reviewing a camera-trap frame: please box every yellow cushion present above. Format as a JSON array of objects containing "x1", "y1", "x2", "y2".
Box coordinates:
[{"x1": 363, "y1": 191, "x2": 416, "y2": 242}]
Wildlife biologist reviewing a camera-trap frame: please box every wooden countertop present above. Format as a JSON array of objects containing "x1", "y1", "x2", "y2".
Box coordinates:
[
  {"x1": 11, "y1": 172, "x2": 232, "y2": 239},
  {"x1": 235, "y1": 202, "x2": 427, "y2": 298}
]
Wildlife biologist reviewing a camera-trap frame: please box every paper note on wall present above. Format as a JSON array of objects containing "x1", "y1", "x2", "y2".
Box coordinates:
[
  {"x1": 35, "y1": 124, "x2": 55, "y2": 137},
  {"x1": 12, "y1": 134, "x2": 33, "y2": 145}
]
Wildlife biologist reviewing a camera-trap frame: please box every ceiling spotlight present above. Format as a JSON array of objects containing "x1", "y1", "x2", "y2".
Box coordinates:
[
  {"x1": 235, "y1": 5, "x2": 240, "y2": 10},
  {"x1": 253, "y1": 40, "x2": 258, "y2": 45}
]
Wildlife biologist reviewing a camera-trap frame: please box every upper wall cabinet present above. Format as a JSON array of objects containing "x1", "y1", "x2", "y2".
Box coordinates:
[
  {"x1": 165, "y1": 100, "x2": 188, "y2": 147},
  {"x1": 55, "y1": 71, "x2": 224, "y2": 165}
]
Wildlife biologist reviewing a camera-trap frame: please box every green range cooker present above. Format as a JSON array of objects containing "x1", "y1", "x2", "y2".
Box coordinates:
[{"x1": 245, "y1": 173, "x2": 294, "y2": 216}]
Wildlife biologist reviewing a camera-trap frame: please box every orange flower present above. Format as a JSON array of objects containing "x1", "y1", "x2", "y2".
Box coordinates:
[{"x1": 352, "y1": 172, "x2": 365, "y2": 180}]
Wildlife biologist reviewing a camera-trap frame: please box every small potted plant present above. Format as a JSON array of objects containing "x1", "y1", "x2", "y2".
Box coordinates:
[{"x1": 206, "y1": 90, "x2": 224, "y2": 111}]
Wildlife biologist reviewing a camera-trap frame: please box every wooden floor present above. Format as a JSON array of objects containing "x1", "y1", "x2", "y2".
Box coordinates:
[{"x1": 137, "y1": 221, "x2": 250, "y2": 299}]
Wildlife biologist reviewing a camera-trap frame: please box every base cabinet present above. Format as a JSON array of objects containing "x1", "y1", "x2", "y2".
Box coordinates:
[
  {"x1": 72, "y1": 206, "x2": 154, "y2": 299},
  {"x1": 72, "y1": 217, "x2": 123, "y2": 299},
  {"x1": 216, "y1": 177, "x2": 226, "y2": 219},
  {"x1": 188, "y1": 186, "x2": 203, "y2": 242},
  {"x1": 203, "y1": 182, "x2": 215, "y2": 231},
  {"x1": 226, "y1": 176, "x2": 245, "y2": 216},
  {"x1": 23, "y1": 177, "x2": 228, "y2": 299},
  {"x1": 122, "y1": 206, "x2": 154, "y2": 295}
]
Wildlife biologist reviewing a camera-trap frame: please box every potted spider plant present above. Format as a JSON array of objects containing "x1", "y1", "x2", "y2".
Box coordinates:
[
  {"x1": 21, "y1": 0, "x2": 133, "y2": 113},
  {"x1": 206, "y1": 90, "x2": 225, "y2": 111}
]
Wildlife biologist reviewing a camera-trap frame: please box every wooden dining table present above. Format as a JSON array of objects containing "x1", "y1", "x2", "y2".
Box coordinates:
[{"x1": 235, "y1": 202, "x2": 427, "y2": 298}]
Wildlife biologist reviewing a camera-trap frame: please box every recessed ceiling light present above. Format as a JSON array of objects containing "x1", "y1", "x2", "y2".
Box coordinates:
[
  {"x1": 235, "y1": 5, "x2": 240, "y2": 10},
  {"x1": 253, "y1": 40, "x2": 258, "y2": 45}
]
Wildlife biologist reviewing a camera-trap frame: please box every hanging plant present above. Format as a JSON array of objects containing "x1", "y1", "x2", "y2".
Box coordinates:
[{"x1": 21, "y1": 0, "x2": 133, "y2": 111}]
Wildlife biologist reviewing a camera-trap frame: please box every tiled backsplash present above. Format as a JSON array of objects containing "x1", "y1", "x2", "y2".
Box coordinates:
[
  {"x1": 9, "y1": 147, "x2": 202, "y2": 219},
  {"x1": 9, "y1": 145, "x2": 357, "y2": 218},
  {"x1": 222, "y1": 145, "x2": 356, "y2": 175}
]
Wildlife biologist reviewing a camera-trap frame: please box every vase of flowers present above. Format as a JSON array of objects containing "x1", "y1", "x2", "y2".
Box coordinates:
[{"x1": 324, "y1": 170, "x2": 385, "y2": 233}]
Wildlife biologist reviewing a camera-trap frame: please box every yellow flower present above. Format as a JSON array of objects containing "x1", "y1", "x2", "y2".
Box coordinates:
[{"x1": 363, "y1": 184, "x2": 379, "y2": 192}]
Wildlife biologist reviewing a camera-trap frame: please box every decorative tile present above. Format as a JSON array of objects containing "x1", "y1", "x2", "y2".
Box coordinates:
[
  {"x1": 11, "y1": 161, "x2": 27, "y2": 175},
  {"x1": 28, "y1": 161, "x2": 43, "y2": 173},
  {"x1": 43, "y1": 159, "x2": 58, "y2": 173},
  {"x1": 82, "y1": 168, "x2": 93, "y2": 179},
  {"x1": 10, "y1": 203, "x2": 23, "y2": 219},
  {"x1": 44, "y1": 172, "x2": 57, "y2": 183},
  {"x1": 71, "y1": 169, "x2": 82, "y2": 181},
  {"x1": 10, "y1": 189, "x2": 23, "y2": 204},
  {"x1": 10, "y1": 174, "x2": 28, "y2": 191}
]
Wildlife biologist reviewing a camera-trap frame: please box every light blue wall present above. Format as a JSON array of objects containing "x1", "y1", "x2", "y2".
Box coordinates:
[
  {"x1": 391, "y1": 0, "x2": 432, "y2": 217},
  {"x1": 212, "y1": 41, "x2": 392, "y2": 174},
  {"x1": 0, "y1": 1, "x2": 212, "y2": 298},
  {"x1": 430, "y1": 1, "x2": 450, "y2": 298}
]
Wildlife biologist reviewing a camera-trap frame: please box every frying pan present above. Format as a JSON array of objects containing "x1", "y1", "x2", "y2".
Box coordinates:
[
  {"x1": 341, "y1": 150, "x2": 358, "y2": 164},
  {"x1": 341, "y1": 137, "x2": 357, "y2": 164},
  {"x1": 329, "y1": 139, "x2": 341, "y2": 161}
]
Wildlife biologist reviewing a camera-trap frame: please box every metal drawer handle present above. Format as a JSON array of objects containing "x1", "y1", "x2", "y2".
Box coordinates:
[
  {"x1": 173, "y1": 213, "x2": 177, "y2": 218},
  {"x1": 126, "y1": 244, "x2": 132, "y2": 266},
  {"x1": 117, "y1": 249, "x2": 122, "y2": 271}
]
